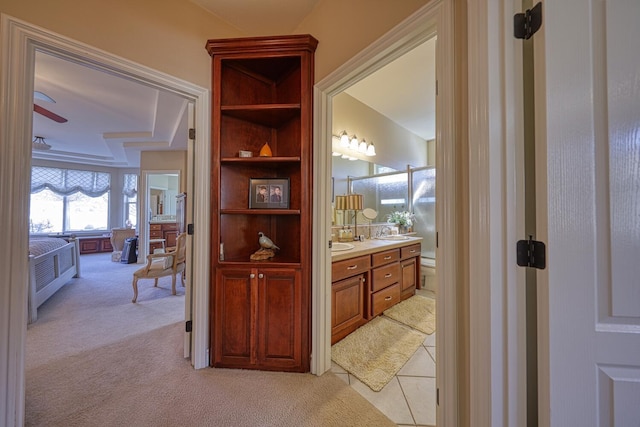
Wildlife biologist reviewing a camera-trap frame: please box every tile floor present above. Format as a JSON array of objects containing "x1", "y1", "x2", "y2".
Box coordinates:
[{"x1": 331, "y1": 290, "x2": 436, "y2": 427}]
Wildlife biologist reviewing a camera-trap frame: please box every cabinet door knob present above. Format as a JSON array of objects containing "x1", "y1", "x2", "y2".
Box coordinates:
[
  {"x1": 250, "y1": 273, "x2": 255, "y2": 279},
  {"x1": 258, "y1": 273, "x2": 264, "y2": 279}
]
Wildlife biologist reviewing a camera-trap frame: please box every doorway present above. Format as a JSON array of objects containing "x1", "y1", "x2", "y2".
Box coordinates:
[
  {"x1": 1, "y1": 16, "x2": 210, "y2": 423},
  {"x1": 328, "y1": 37, "x2": 437, "y2": 426},
  {"x1": 311, "y1": 1, "x2": 458, "y2": 425}
]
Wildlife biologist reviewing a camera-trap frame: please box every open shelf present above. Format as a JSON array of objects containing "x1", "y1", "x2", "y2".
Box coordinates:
[{"x1": 207, "y1": 34, "x2": 317, "y2": 373}]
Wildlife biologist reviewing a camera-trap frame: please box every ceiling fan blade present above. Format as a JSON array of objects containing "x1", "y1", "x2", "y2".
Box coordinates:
[{"x1": 34, "y1": 104, "x2": 68, "y2": 123}]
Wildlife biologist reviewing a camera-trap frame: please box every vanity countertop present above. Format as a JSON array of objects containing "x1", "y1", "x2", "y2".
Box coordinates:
[{"x1": 330, "y1": 236, "x2": 423, "y2": 262}]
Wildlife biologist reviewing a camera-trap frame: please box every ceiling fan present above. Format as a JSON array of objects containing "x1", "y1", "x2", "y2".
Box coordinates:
[{"x1": 34, "y1": 91, "x2": 68, "y2": 123}]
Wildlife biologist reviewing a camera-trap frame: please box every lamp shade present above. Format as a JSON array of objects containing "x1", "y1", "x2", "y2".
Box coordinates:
[
  {"x1": 346, "y1": 194, "x2": 363, "y2": 210},
  {"x1": 335, "y1": 195, "x2": 348, "y2": 210}
]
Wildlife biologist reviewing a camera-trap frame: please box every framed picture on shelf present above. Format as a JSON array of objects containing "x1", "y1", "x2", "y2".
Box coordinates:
[{"x1": 249, "y1": 178, "x2": 290, "y2": 209}]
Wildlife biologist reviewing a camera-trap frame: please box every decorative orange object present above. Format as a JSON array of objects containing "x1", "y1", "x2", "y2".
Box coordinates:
[{"x1": 259, "y1": 142, "x2": 272, "y2": 157}]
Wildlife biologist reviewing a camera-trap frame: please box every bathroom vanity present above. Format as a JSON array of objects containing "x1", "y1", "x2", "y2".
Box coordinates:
[{"x1": 331, "y1": 237, "x2": 422, "y2": 344}]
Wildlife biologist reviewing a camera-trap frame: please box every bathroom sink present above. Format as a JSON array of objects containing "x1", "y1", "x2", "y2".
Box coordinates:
[
  {"x1": 378, "y1": 235, "x2": 410, "y2": 241},
  {"x1": 331, "y1": 242, "x2": 355, "y2": 251}
]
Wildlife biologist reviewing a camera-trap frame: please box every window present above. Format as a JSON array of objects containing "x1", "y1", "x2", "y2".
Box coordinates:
[
  {"x1": 123, "y1": 173, "x2": 138, "y2": 228},
  {"x1": 30, "y1": 166, "x2": 111, "y2": 234}
]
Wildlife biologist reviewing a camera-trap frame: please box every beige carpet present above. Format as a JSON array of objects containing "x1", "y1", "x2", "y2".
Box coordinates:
[
  {"x1": 331, "y1": 316, "x2": 426, "y2": 392},
  {"x1": 383, "y1": 294, "x2": 436, "y2": 335},
  {"x1": 26, "y1": 253, "x2": 395, "y2": 427}
]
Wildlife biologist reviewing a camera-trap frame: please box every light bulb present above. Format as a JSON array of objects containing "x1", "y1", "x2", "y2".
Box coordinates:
[
  {"x1": 359, "y1": 138, "x2": 368, "y2": 153},
  {"x1": 349, "y1": 135, "x2": 359, "y2": 150},
  {"x1": 366, "y1": 142, "x2": 376, "y2": 156},
  {"x1": 339, "y1": 131, "x2": 350, "y2": 148}
]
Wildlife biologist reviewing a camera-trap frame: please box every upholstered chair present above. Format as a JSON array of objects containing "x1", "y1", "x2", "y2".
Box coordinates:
[
  {"x1": 110, "y1": 228, "x2": 136, "y2": 262},
  {"x1": 131, "y1": 232, "x2": 186, "y2": 303}
]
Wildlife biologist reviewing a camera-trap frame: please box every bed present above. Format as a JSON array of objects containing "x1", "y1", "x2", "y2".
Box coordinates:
[{"x1": 28, "y1": 237, "x2": 81, "y2": 323}]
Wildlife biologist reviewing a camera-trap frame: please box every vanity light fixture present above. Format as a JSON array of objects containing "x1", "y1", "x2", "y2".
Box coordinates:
[
  {"x1": 365, "y1": 141, "x2": 376, "y2": 156},
  {"x1": 349, "y1": 135, "x2": 359, "y2": 151},
  {"x1": 358, "y1": 139, "x2": 368, "y2": 153},
  {"x1": 333, "y1": 130, "x2": 377, "y2": 158},
  {"x1": 339, "y1": 131, "x2": 350, "y2": 148}
]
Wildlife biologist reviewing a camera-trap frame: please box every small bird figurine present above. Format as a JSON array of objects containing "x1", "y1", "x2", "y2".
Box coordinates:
[{"x1": 258, "y1": 232, "x2": 280, "y2": 250}]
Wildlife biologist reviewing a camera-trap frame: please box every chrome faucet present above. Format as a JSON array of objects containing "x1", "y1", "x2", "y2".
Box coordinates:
[{"x1": 378, "y1": 225, "x2": 392, "y2": 238}]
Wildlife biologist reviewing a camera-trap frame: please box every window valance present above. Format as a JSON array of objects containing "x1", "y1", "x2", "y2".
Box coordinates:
[{"x1": 31, "y1": 166, "x2": 111, "y2": 197}]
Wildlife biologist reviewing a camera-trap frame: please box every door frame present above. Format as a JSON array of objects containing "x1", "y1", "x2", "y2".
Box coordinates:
[
  {"x1": 311, "y1": 0, "x2": 460, "y2": 424},
  {"x1": 0, "y1": 15, "x2": 211, "y2": 425},
  {"x1": 467, "y1": 0, "x2": 526, "y2": 425}
]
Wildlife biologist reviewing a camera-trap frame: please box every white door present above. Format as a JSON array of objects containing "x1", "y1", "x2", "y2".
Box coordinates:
[{"x1": 536, "y1": 0, "x2": 640, "y2": 425}]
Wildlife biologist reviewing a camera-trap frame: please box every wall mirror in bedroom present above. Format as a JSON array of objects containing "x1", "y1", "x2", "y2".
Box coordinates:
[{"x1": 143, "y1": 171, "x2": 181, "y2": 257}]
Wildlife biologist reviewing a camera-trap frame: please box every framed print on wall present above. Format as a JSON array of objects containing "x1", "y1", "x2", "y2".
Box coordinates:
[{"x1": 249, "y1": 178, "x2": 290, "y2": 209}]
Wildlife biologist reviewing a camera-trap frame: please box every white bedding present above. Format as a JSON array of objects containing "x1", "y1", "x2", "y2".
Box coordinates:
[
  {"x1": 28, "y1": 237, "x2": 80, "y2": 323},
  {"x1": 29, "y1": 237, "x2": 69, "y2": 256}
]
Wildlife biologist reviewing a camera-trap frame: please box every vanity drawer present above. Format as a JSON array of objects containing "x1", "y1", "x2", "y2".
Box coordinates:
[
  {"x1": 401, "y1": 243, "x2": 421, "y2": 260},
  {"x1": 332, "y1": 255, "x2": 371, "y2": 282},
  {"x1": 371, "y1": 262, "x2": 400, "y2": 292},
  {"x1": 371, "y1": 249, "x2": 399, "y2": 267},
  {"x1": 371, "y1": 282, "x2": 401, "y2": 317},
  {"x1": 149, "y1": 224, "x2": 162, "y2": 231},
  {"x1": 150, "y1": 230, "x2": 163, "y2": 238}
]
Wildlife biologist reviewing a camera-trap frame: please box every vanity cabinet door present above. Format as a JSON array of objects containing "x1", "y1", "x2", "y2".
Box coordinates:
[
  {"x1": 331, "y1": 273, "x2": 366, "y2": 344},
  {"x1": 400, "y1": 257, "x2": 417, "y2": 300}
]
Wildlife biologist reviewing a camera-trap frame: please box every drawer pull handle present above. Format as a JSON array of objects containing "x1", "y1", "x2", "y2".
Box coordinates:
[
  {"x1": 384, "y1": 256, "x2": 392, "y2": 260},
  {"x1": 347, "y1": 265, "x2": 358, "y2": 270},
  {"x1": 384, "y1": 273, "x2": 392, "y2": 278},
  {"x1": 385, "y1": 296, "x2": 392, "y2": 301},
  {"x1": 410, "y1": 250, "x2": 417, "y2": 253}
]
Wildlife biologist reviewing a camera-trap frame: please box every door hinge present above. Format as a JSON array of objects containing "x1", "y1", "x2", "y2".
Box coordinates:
[
  {"x1": 189, "y1": 128, "x2": 196, "y2": 140},
  {"x1": 514, "y1": 2, "x2": 542, "y2": 40},
  {"x1": 187, "y1": 223, "x2": 194, "y2": 235},
  {"x1": 517, "y1": 235, "x2": 546, "y2": 269},
  {"x1": 185, "y1": 320, "x2": 192, "y2": 332}
]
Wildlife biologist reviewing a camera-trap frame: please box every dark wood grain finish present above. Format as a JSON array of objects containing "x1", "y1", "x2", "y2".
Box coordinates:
[
  {"x1": 371, "y1": 283, "x2": 401, "y2": 317},
  {"x1": 371, "y1": 248, "x2": 400, "y2": 267},
  {"x1": 331, "y1": 273, "x2": 367, "y2": 345},
  {"x1": 400, "y1": 258, "x2": 418, "y2": 300},
  {"x1": 208, "y1": 35, "x2": 317, "y2": 372}
]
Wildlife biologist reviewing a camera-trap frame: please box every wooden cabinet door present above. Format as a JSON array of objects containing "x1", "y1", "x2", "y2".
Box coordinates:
[
  {"x1": 257, "y1": 268, "x2": 306, "y2": 371},
  {"x1": 400, "y1": 257, "x2": 417, "y2": 300},
  {"x1": 213, "y1": 268, "x2": 256, "y2": 368},
  {"x1": 164, "y1": 230, "x2": 178, "y2": 248},
  {"x1": 331, "y1": 273, "x2": 366, "y2": 344},
  {"x1": 213, "y1": 267, "x2": 307, "y2": 371}
]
